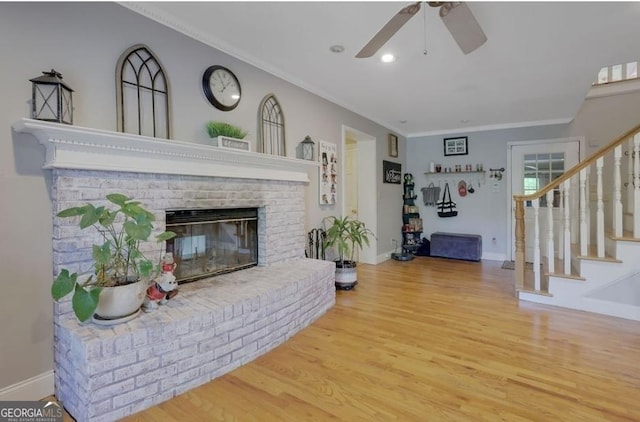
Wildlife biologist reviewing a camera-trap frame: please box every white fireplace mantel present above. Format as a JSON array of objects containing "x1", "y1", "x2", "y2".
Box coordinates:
[{"x1": 13, "y1": 118, "x2": 318, "y2": 182}]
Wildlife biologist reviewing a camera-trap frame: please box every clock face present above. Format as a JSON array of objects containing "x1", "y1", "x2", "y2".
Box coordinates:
[{"x1": 202, "y1": 65, "x2": 241, "y2": 111}]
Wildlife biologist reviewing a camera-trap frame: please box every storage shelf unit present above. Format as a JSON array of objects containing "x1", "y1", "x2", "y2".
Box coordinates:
[{"x1": 402, "y1": 174, "x2": 422, "y2": 254}]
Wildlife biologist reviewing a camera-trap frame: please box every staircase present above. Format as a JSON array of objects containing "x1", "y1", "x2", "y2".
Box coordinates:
[{"x1": 514, "y1": 123, "x2": 640, "y2": 321}]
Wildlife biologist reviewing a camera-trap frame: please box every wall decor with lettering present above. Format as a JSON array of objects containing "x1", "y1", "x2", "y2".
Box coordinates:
[
  {"x1": 383, "y1": 160, "x2": 402, "y2": 184},
  {"x1": 319, "y1": 140, "x2": 338, "y2": 204}
]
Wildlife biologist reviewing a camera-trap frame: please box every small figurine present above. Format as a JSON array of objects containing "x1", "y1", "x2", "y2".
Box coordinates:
[{"x1": 143, "y1": 253, "x2": 179, "y2": 312}]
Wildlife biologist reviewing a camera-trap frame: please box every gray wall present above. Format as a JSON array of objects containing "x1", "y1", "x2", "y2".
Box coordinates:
[
  {"x1": 407, "y1": 124, "x2": 569, "y2": 260},
  {"x1": 0, "y1": 2, "x2": 404, "y2": 394},
  {"x1": 407, "y1": 88, "x2": 640, "y2": 261}
]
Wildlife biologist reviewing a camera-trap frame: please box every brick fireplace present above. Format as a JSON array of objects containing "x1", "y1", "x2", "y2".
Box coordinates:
[{"x1": 15, "y1": 119, "x2": 336, "y2": 421}]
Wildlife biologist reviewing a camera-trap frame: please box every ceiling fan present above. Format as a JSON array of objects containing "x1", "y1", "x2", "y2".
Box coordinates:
[{"x1": 355, "y1": 2, "x2": 487, "y2": 58}]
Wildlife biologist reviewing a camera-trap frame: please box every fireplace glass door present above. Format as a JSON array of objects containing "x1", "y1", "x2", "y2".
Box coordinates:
[{"x1": 166, "y1": 208, "x2": 258, "y2": 283}]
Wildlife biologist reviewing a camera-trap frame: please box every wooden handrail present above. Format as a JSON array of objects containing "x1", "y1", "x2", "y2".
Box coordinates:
[{"x1": 513, "y1": 121, "x2": 640, "y2": 202}]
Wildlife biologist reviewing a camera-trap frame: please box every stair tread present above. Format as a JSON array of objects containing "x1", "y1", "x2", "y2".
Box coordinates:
[
  {"x1": 517, "y1": 287, "x2": 553, "y2": 297},
  {"x1": 607, "y1": 228, "x2": 640, "y2": 242},
  {"x1": 570, "y1": 243, "x2": 621, "y2": 262},
  {"x1": 545, "y1": 272, "x2": 586, "y2": 281}
]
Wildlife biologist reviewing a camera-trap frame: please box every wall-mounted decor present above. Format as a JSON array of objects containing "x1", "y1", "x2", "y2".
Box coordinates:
[
  {"x1": 389, "y1": 133, "x2": 399, "y2": 157},
  {"x1": 202, "y1": 65, "x2": 241, "y2": 111},
  {"x1": 444, "y1": 136, "x2": 468, "y2": 156},
  {"x1": 258, "y1": 94, "x2": 285, "y2": 156},
  {"x1": 30, "y1": 69, "x2": 73, "y2": 125},
  {"x1": 116, "y1": 44, "x2": 171, "y2": 139},
  {"x1": 383, "y1": 160, "x2": 402, "y2": 184},
  {"x1": 319, "y1": 140, "x2": 337, "y2": 205}
]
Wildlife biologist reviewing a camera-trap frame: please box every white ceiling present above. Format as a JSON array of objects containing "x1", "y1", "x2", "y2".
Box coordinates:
[{"x1": 123, "y1": 2, "x2": 640, "y2": 137}]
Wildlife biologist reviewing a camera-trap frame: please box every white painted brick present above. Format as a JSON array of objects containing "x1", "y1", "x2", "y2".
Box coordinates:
[
  {"x1": 214, "y1": 338, "x2": 242, "y2": 359},
  {"x1": 113, "y1": 357, "x2": 160, "y2": 382},
  {"x1": 135, "y1": 363, "x2": 177, "y2": 387},
  {"x1": 113, "y1": 382, "x2": 159, "y2": 408},
  {"x1": 161, "y1": 345, "x2": 198, "y2": 366},
  {"x1": 88, "y1": 352, "x2": 138, "y2": 375},
  {"x1": 92, "y1": 378, "x2": 135, "y2": 402},
  {"x1": 198, "y1": 333, "x2": 229, "y2": 354}
]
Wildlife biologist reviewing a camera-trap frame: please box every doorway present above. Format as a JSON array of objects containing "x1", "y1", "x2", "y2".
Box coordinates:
[
  {"x1": 508, "y1": 138, "x2": 581, "y2": 261},
  {"x1": 342, "y1": 126, "x2": 377, "y2": 265}
]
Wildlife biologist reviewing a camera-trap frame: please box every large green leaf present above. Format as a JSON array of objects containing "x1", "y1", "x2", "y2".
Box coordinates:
[
  {"x1": 51, "y1": 269, "x2": 77, "y2": 301},
  {"x1": 79, "y1": 204, "x2": 102, "y2": 229},
  {"x1": 139, "y1": 259, "x2": 153, "y2": 277},
  {"x1": 106, "y1": 193, "x2": 129, "y2": 207},
  {"x1": 72, "y1": 284, "x2": 101, "y2": 322},
  {"x1": 124, "y1": 221, "x2": 151, "y2": 241},
  {"x1": 92, "y1": 242, "x2": 111, "y2": 265},
  {"x1": 156, "y1": 231, "x2": 177, "y2": 242},
  {"x1": 98, "y1": 209, "x2": 116, "y2": 228},
  {"x1": 57, "y1": 205, "x2": 88, "y2": 218}
]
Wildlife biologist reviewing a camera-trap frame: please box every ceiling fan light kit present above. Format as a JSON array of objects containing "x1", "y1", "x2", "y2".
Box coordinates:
[{"x1": 355, "y1": 1, "x2": 486, "y2": 59}]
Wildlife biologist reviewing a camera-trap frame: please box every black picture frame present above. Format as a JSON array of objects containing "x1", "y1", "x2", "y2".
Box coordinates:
[
  {"x1": 383, "y1": 160, "x2": 402, "y2": 184},
  {"x1": 443, "y1": 136, "x2": 468, "y2": 156}
]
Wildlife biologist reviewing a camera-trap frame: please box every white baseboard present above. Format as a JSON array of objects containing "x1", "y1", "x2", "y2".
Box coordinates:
[
  {"x1": 0, "y1": 371, "x2": 54, "y2": 401},
  {"x1": 482, "y1": 252, "x2": 507, "y2": 262}
]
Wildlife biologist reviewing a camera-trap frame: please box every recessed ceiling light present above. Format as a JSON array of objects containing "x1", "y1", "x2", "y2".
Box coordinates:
[
  {"x1": 329, "y1": 45, "x2": 345, "y2": 53},
  {"x1": 460, "y1": 119, "x2": 470, "y2": 124},
  {"x1": 381, "y1": 54, "x2": 395, "y2": 63},
  {"x1": 400, "y1": 120, "x2": 407, "y2": 124}
]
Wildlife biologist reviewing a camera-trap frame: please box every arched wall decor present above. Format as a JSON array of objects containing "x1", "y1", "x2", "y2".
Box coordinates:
[
  {"x1": 115, "y1": 44, "x2": 171, "y2": 139},
  {"x1": 258, "y1": 94, "x2": 285, "y2": 156}
]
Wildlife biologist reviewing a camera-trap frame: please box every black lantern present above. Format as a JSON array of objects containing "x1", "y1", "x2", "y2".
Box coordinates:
[
  {"x1": 300, "y1": 135, "x2": 315, "y2": 161},
  {"x1": 30, "y1": 69, "x2": 74, "y2": 125}
]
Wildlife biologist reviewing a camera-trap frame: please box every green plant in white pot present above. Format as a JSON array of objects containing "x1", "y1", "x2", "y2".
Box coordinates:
[
  {"x1": 51, "y1": 193, "x2": 176, "y2": 323},
  {"x1": 322, "y1": 215, "x2": 375, "y2": 290}
]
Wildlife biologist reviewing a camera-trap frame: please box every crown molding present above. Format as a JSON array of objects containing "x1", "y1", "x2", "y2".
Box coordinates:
[
  {"x1": 407, "y1": 117, "x2": 573, "y2": 138},
  {"x1": 13, "y1": 119, "x2": 318, "y2": 182}
]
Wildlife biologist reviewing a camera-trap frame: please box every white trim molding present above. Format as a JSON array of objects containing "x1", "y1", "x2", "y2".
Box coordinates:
[
  {"x1": 13, "y1": 119, "x2": 318, "y2": 182},
  {"x1": 0, "y1": 371, "x2": 54, "y2": 401}
]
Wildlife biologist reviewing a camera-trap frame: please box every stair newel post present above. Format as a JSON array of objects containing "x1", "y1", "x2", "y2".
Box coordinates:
[
  {"x1": 634, "y1": 134, "x2": 640, "y2": 237},
  {"x1": 514, "y1": 197, "x2": 525, "y2": 291},
  {"x1": 532, "y1": 197, "x2": 541, "y2": 291},
  {"x1": 596, "y1": 157, "x2": 605, "y2": 257},
  {"x1": 546, "y1": 190, "x2": 555, "y2": 274},
  {"x1": 563, "y1": 180, "x2": 571, "y2": 275},
  {"x1": 579, "y1": 168, "x2": 588, "y2": 256},
  {"x1": 614, "y1": 145, "x2": 623, "y2": 237}
]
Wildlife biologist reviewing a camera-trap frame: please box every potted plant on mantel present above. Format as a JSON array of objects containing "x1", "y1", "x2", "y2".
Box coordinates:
[
  {"x1": 51, "y1": 193, "x2": 176, "y2": 323},
  {"x1": 322, "y1": 215, "x2": 375, "y2": 290},
  {"x1": 206, "y1": 121, "x2": 251, "y2": 152}
]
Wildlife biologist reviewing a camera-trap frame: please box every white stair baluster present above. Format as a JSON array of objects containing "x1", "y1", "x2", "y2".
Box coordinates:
[
  {"x1": 580, "y1": 168, "x2": 588, "y2": 256},
  {"x1": 627, "y1": 138, "x2": 634, "y2": 215},
  {"x1": 634, "y1": 134, "x2": 640, "y2": 237},
  {"x1": 614, "y1": 145, "x2": 623, "y2": 237},
  {"x1": 596, "y1": 157, "x2": 605, "y2": 257},
  {"x1": 533, "y1": 198, "x2": 541, "y2": 291},
  {"x1": 546, "y1": 190, "x2": 555, "y2": 273},
  {"x1": 563, "y1": 180, "x2": 571, "y2": 275}
]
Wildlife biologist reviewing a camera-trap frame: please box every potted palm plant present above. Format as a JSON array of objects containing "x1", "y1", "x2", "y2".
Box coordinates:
[
  {"x1": 322, "y1": 215, "x2": 375, "y2": 290},
  {"x1": 51, "y1": 193, "x2": 175, "y2": 323}
]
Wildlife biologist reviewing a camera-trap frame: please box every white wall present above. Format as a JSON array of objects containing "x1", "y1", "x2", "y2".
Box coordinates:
[{"x1": 0, "y1": 2, "x2": 404, "y2": 395}]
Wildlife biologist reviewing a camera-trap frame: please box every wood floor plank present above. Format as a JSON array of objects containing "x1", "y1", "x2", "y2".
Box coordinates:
[{"x1": 57, "y1": 257, "x2": 640, "y2": 421}]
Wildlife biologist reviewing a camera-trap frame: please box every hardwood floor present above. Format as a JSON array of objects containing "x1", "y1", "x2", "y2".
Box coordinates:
[{"x1": 66, "y1": 257, "x2": 640, "y2": 421}]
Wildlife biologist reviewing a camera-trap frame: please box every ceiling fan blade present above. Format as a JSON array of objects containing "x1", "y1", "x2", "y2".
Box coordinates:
[
  {"x1": 356, "y1": 2, "x2": 421, "y2": 58},
  {"x1": 439, "y1": 2, "x2": 487, "y2": 54}
]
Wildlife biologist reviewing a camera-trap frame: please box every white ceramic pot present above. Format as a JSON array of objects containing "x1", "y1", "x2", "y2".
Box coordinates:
[
  {"x1": 335, "y1": 260, "x2": 357, "y2": 290},
  {"x1": 94, "y1": 279, "x2": 147, "y2": 321}
]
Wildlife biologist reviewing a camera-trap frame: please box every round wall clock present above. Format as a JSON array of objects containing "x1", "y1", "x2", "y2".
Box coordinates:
[{"x1": 202, "y1": 65, "x2": 242, "y2": 111}]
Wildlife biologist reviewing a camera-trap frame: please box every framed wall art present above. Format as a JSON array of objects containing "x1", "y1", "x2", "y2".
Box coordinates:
[
  {"x1": 382, "y1": 160, "x2": 402, "y2": 184},
  {"x1": 388, "y1": 134, "x2": 398, "y2": 157},
  {"x1": 319, "y1": 140, "x2": 337, "y2": 205},
  {"x1": 444, "y1": 136, "x2": 468, "y2": 156}
]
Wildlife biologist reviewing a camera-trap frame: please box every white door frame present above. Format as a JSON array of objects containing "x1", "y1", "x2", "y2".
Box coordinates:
[
  {"x1": 506, "y1": 137, "x2": 584, "y2": 261},
  {"x1": 342, "y1": 125, "x2": 377, "y2": 265}
]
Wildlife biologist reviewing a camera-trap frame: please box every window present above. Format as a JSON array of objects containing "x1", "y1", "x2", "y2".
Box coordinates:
[
  {"x1": 116, "y1": 44, "x2": 171, "y2": 139},
  {"x1": 594, "y1": 61, "x2": 639, "y2": 86},
  {"x1": 523, "y1": 152, "x2": 565, "y2": 207},
  {"x1": 258, "y1": 94, "x2": 285, "y2": 156}
]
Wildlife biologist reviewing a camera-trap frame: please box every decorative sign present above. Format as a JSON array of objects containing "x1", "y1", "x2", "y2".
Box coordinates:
[
  {"x1": 319, "y1": 140, "x2": 337, "y2": 205},
  {"x1": 214, "y1": 136, "x2": 251, "y2": 151},
  {"x1": 383, "y1": 160, "x2": 402, "y2": 184}
]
